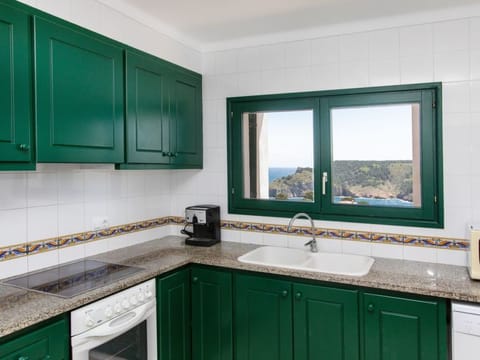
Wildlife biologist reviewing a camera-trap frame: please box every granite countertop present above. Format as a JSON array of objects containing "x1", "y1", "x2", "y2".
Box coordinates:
[{"x1": 1, "y1": 235, "x2": 480, "y2": 338}]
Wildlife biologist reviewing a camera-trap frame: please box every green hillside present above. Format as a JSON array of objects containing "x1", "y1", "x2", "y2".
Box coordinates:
[{"x1": 268, "y1": 161, "x2": 413, "y2": 201}]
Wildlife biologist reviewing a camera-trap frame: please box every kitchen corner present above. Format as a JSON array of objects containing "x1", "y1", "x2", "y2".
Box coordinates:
[{"x1": 1, "y1": 235, "x2": 479, "y2": 339}]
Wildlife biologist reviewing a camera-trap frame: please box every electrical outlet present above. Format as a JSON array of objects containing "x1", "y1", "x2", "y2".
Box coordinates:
[{"x1": 92, "y1": 216, "x2": 109, "y2": 231}]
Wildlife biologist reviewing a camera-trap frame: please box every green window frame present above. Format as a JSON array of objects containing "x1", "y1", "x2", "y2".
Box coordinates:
[{"x1": 227, "y1": 83, "x2": 443, "y2": 228}]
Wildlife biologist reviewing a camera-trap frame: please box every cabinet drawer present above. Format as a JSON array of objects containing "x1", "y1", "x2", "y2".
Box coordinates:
[{"x1": 0, "y1": 318, "x2": 69, "y2": 360}]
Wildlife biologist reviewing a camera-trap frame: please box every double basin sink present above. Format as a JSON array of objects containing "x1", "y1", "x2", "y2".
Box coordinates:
[{"x1": 238, "y1": 246, "x2": 374, "y2": 277}]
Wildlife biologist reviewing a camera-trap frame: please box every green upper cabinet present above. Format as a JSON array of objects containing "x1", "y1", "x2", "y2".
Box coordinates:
[
  {"x1": 234, "y1": 273, "x2": 293, "y2": 360},
  {"x1": 363, "y1": 292, "x2": 447, "y2": 360},
  {"x1": 34, "y1": 16, "x2": 124, "y2": 163},
  {"x1": 191, "y1": 267, "x2": 233, "y2": 360},
  {"x1": 157, "y1": 269, "x2": 191, "y2": 360},
  {"x1": 169, "y1": 70, "x2": 203, "y2": 168},
  {"x1": 124, "y1": 50, "x2": 170, "y2": 165},
  {"x1": 0, "y1": 317, "x2": 69, "y2": 360},
  {"x1": 120, "y1": 50, "x2": 203, "y2": 169},
  {"x1": 0, "y1": 2, "x2": 34, "y2": 170},
  {"x1": 293, "y1": 283, "x2": 359, "y2": 360}
]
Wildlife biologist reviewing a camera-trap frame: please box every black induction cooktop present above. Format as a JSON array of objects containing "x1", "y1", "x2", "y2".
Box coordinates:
[{"x1": 2, "y1": 259, "x2": 144, "y2": 298}]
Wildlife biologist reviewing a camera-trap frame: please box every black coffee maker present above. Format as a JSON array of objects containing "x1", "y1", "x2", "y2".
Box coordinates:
[{"x1": 181, "y1": 205, "x2": 221, "y2": 246}]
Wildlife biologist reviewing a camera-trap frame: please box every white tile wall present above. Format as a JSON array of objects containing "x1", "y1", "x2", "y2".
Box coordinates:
[
  {"x1": 185, "y1": 15, "x2": 480, "y2": 267},
  {"x1": 0, "y1": 165, "x2": 173, "y2": 278}
]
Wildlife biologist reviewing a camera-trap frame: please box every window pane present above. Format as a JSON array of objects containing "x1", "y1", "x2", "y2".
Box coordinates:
[
  {"x1": 242, "y1": 110, "x2": 314, "y2": 202},
  {"x1": 331, "y1": 104, "x2": 421, "y2": 208}
]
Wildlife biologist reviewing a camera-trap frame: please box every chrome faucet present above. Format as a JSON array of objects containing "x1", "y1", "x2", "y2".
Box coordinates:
[{"x1": 287, "y1": 213, "x2": 318, "y2": 253}]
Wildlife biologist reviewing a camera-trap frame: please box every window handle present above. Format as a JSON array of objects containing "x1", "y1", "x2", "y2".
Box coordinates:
[{"x1": 322, "y1": 171, "x2": 328, "y2": 195}]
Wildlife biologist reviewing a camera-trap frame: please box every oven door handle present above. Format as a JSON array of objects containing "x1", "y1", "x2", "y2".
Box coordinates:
[{"x1": 72, "y1": 299, "x2": 155, "y2": 346}]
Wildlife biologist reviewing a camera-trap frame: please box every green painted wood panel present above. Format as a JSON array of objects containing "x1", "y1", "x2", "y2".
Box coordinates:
[
  {"x1": 157, "y1": 269, "x2": 191, "y2": 360},
  {"x1": 125, "y1": 51, "x2": 170, "y2": 164},
  {"x1": 0, "y1": 3, "x2": 34, "y2": 167},
  {"x1": 34, "y1": 16, "x2": 124, "y2": 163},
  {"x1": 363, "y1": 293, "x2": 447, "y2": 360},
  {"x1": 169, "y1": 71, "x2": 203, "y2": 168},
  {"x1": 234, "y1": 273, "x2": 293, "y2": 360},
  {"x1": 0, "y1": 318, "x2": 69, "y2": 360},
  {"x1": 293, "y1": 283, "x2": 359, "y2": 360},
  {"x1": 191, "y1": 267, "x2": 233, "y2": 360}
]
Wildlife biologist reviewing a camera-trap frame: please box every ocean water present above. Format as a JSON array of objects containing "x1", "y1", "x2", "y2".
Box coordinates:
[{"x1": 268, "y1": 167, "x2": 296, "y2": 182}]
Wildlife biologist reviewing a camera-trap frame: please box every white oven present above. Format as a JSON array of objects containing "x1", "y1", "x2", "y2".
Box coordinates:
[{"x1": 71, "y1": 279, "x2": 157, "y2": 360}]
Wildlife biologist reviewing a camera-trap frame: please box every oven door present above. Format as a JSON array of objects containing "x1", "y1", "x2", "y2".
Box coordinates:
[{"x1": 71, "y1": 299, "x2": 157, "y2": 360}]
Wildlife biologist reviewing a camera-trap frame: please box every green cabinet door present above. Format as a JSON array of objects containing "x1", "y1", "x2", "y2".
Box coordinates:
[
  {"x1": 169, "y1": 71, "x2": 203, "y2": 168},
  {"x1": 234, "y1": 273, "x2": 293, "y2": 360},
  {"x1": 124, "y1": 50, "x2": 170, "y2": 164},
  {"x1": 191, "y1": 267, "x2": 232, "y2": 360},
  {"x1": 0, "y1": 2, "x2": 34, "y2": 169},
  {"x1": 294, "y1": 283, "x2": 359, "y2": 360},
  {"x1": 0, "y1": 317, "x2": 69, "y2": 360},
  {"x1": 34, "y1": 16, "x2": 124, "y2": 163},
  {"x1": 363, "y1": 293, "x2": 447, "y2": 360},
  {"x1": 157, "y1": 269, "x2": 191, "y2": 360}
]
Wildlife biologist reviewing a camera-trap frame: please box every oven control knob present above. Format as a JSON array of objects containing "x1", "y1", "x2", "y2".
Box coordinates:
[
  {"x1": 114, "y1": 303, "x2": 122, "y2": 314},
  {"x1": 105, "y1": 306, "x2": 113, "y2": 318},
  {"x1": 85, "y1": 316, "x2": 94, "y2": 327},
  {"x1": 130, "y1": 296, "x2": 138, "y2": 306},
  {"x1": 137, "y1": 292, "x2": 145, "y2": 302},
  {"x1": 122, "y1": 299, "x2": 130, "y2": 309}
]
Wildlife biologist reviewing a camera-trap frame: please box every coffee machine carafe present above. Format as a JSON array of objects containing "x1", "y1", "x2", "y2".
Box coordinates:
[{"x1": 182, "y1": 205, "x2": 221, "y2": 246}]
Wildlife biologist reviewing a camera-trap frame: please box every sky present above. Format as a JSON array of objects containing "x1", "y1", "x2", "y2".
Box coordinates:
[
  {"x1": 331, "y1": 104, "x2": 416, "y2": 161},
  {"x1": 262, "y1": 104, "x2": 416, "y2": 167},
  {"x1": 265, "y1": 110, "x2": 314, "y2": 167}
]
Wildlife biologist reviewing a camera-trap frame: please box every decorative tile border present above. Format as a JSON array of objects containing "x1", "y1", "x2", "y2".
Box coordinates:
[
  {"x1": 0, "y1": 216, "x2": 179, "y2": 262},
  {"x1": 0, "y1": 216, "x2": 470, "y2": 263},
  {"x1": 220, "y1": 220, "x2": 470, "y2": 251}
]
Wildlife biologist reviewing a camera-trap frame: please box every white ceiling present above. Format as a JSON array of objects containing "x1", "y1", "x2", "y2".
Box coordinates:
[{"x1": 100, "y1": 0, "x2": 480, "y2": 51}]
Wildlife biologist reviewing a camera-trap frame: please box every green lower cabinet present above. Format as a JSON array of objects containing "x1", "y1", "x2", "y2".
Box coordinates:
[
  {"x1": 294, "y1": 283, "x2": 359, "y2": 360},
  {"x1": 0, "y1": 317, "x2": 69, "y2": 360},
  {"x1": 157, "y1": 269, "x2": 191, "y2": 360},
  {"x1": 363, "y1": 292, "x2": 447, "y2": 360},
  {"x1": 234, "y1": 273, "x2": 293, "y2": 360},
  {"x1": 191, "y1": 267, "x2": 233, "y2": 360}
]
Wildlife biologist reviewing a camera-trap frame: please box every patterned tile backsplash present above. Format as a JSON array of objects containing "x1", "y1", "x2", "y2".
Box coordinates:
[{"x1": 0, "y1": 217, "x2": 470, "y2": 264}]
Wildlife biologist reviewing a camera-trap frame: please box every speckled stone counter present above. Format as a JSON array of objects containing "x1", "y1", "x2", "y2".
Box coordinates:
[{"x1": 1, "y1": 235, "x2": 479, "y2": 338}]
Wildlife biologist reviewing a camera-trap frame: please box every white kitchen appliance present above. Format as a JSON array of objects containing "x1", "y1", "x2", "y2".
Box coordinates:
[
  {"x1": 71, "y1": 279, "x2": 157, "y2": 360},
  {"x1": 468, "y1": 225, "x2": 480, "y2": 279},
  {"x1": 451, "y1": 301, "x2": 480, "y2": 360}
]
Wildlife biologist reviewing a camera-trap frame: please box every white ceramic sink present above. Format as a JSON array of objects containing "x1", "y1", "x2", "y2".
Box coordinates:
[{"x1": 238, "y1": 246, "x2": 374, "y2": 277}]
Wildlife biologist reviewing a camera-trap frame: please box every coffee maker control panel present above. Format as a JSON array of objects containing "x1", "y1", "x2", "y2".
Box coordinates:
[{"x1": 186, "y1": 208, "x2": 207, "y2": 224}]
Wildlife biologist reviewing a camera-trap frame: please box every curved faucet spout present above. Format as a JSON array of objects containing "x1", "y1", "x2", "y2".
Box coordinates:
[{"x1": 287, "y1": 213, "x2": 318, "y2": 252}]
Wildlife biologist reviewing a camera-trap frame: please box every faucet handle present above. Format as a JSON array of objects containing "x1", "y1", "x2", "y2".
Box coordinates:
[{"x1": 304, "y1": 239, "x2": 314, "y2": 246}]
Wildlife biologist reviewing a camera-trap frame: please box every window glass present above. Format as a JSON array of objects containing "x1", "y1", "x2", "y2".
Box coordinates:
[
  {"x1": 228, "y1": 83, "x2": 443, "y2": 228},
  {"x1": 242, "y1": 110, "x2": 314, "y2": 202},
  {"x1": 330, "y1": 104, "x2": 421, "y2": 208}
]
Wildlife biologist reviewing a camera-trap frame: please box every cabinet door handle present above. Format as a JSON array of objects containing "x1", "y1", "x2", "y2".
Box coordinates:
[
  {"x1": 367, "y1": 303, "x2": 375, "y2": 313},
  {"x1": 192, "y1": 276, "x2": 199, "y2": 283},
  {"x1": 281, "y1": 290, "x2": 288, "y2": 298},
  {"x1": 162, "y1": 151, "x2": 168, "y2": 156},
  {"x1": 295, "y1": 292, "x2": 302, "y2": 300},
  {"x1": 18, "y1": 144, "x2": 30, "y2": 152},
  {"x1": 172, "y1": 152, "x2": 178, "y2": 158}
]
